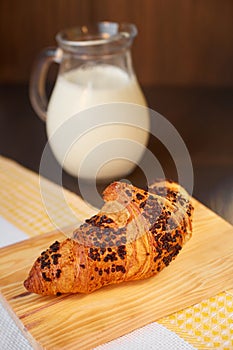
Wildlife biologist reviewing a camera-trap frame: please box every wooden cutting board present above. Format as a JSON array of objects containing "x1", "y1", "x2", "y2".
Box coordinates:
[{"x1": 0, "y1": 199, "x2": 233, "y2": 350}]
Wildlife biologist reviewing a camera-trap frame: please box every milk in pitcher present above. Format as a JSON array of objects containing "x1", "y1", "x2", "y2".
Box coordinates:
[{"x1": 47, "y1": 64, "x2": 150, "y2": 180}]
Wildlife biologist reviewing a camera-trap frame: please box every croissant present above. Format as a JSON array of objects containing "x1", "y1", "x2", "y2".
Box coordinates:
[{"x1": 24, "y1": 180, "x2": 193, "y2": 295}]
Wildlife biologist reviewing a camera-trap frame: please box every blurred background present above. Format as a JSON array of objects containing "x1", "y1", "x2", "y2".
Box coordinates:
[
  {"x1": 1, "y1": 0, "x2": 233, "y2": 86},
  {"x1": 0, "y1": 0, "x2": 232, "y2": 222}
]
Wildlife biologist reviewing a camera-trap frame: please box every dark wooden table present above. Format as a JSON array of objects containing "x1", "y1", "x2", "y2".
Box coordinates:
[{"x1": 0, "y1": 84, "x2": 232, "y2": 223}]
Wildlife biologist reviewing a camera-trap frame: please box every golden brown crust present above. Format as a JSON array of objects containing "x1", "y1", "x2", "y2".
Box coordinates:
[{"x1": 24, "y1": 180, "x2": 193, "y2": 295}]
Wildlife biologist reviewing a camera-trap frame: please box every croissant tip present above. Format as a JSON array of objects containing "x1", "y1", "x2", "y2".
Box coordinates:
[
  {"x1": 24, "y1": 277, "x2": 29, "y2": 290},
  {"x1": 24, "y1": 276, "x2": 34, "y2": 293}
]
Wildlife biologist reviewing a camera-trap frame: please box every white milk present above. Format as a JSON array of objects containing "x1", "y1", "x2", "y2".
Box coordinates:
[{"x1": 47, "y1": 64, "x2": 150, "y2": 180}]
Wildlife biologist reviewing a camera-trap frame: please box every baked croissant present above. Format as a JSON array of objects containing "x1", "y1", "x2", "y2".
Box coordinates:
[{"x1": 24, "y1": 180, "x2": 193, "y2": 295}]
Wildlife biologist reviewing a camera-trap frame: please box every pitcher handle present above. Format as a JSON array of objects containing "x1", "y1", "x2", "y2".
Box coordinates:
[{"x1": 29, "y1": 47, "x2": 62, "y2": 122}]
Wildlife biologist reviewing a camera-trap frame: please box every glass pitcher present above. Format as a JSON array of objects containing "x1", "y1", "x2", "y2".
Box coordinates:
[{"x1": 30, "y1": 22, "x2": 150, "y2": 181}]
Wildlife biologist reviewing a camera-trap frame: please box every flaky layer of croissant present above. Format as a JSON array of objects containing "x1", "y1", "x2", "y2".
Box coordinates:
[{"x1": 24, "y1": 180, "x2": 193, "y2": 295}]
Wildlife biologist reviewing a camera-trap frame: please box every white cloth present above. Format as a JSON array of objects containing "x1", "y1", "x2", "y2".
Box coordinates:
[
  {"x1": 0, "y1": 216, "x2": 28, "y2": 247},
  {"x1": 0, "y1": 216, "x2": 196, "y2": 350},
  {"x1": 94, "y1": 323, "x2": 195, "y2": 350},
  {"x1": 0, "y1": 304, "x2": 32, "y2": 350}
]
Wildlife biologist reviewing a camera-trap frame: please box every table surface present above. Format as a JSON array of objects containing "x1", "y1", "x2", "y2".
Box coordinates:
[{"x1": 0, "y1": 84, "x2": 232, "y2": 223}]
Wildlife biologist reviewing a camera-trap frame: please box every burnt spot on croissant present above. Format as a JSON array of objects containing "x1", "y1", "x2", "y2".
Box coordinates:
[
  {"x1": 136, "y1": 193, "x2": 144, "y2": 201},
  {"x1": 89, "y1": 249, "x2": 101, "y2": 261},
  {"x1": 117, "y1": 245, "x2": 126, "y2": 260},
  {"x1": 120, "y1": 236, "x2": 127, "y2": 244},
  {"x1": 49, "y1": 241, "x2": 60, "y2": 252},
  {"x1": 153, "y1": 223, "x2": 161, "y2": 229},
  {"x1": 125, "y1": 189, "x2": 132, "y2": 197},
  {"x1": 116, "y1": 265, "x2": 126, "y2": 273},
  {"x1": 162, "y1": 232, "x2": 177, "y2": 243},
  {"x1": 80, "y1": 264, "x2": 85, "y2": 269},
  {"x1": 104, "y1": 267, "x2": 110, "y2": 274},
  {"x1": 85, "y1": 215, "x2": 98, "y2": 224},
  {"x1": 56, "y1": 269, "x2": 62, "y2": 278},
  {"x1": 51, "y1": 253, "x2": 61, "y2": 265},
  {"x1": 139, "y1": 201, "x2": 146, "y2": 209},
  {"x1": 162, "y1": 241, "x2": 172, "y2": 251},
  {"x1": 100, "y1": 248, "x2": 106, "y2": 255},
  {"x1": 38, "y1": 251, "x2": 51, "y2": 269},
  {"x1": 162, "y1": 255, "x2": 172, "y2": 266},
  {"x1": 37, "y1": 253, "x2": 48, "y2": 262},
  {"x1": 41, "y1": 259, "x2": 51, "y2": 269},
  {"x1": 85, "y1": 214, "x2": 114, "y2": 227},
  {"x1": 187, "y1": 203, "x2": 193, "y2": 217},
  {"x1": 105, "y1": 218, "x2": 114, "y2": 224},
  {"x1": 42, "y1": 272, "x2": 52, "y2": 282}
]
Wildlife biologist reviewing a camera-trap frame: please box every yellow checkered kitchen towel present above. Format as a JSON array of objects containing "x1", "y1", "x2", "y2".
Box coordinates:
[
  {"x1": 0, "y1": 156, "x2": 96, "y2": 236},
  {"x1": 0, "y1": 156, "x2": 232, "y2": 350}
]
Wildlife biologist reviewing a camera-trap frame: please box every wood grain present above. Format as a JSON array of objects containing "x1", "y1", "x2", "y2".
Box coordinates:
[
  {"x1": 0, "y1": 199, "x2": 233, "y2": 349},
  {"x1": 0, "y1": 0, "x2": 232, "y2": 86}
]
